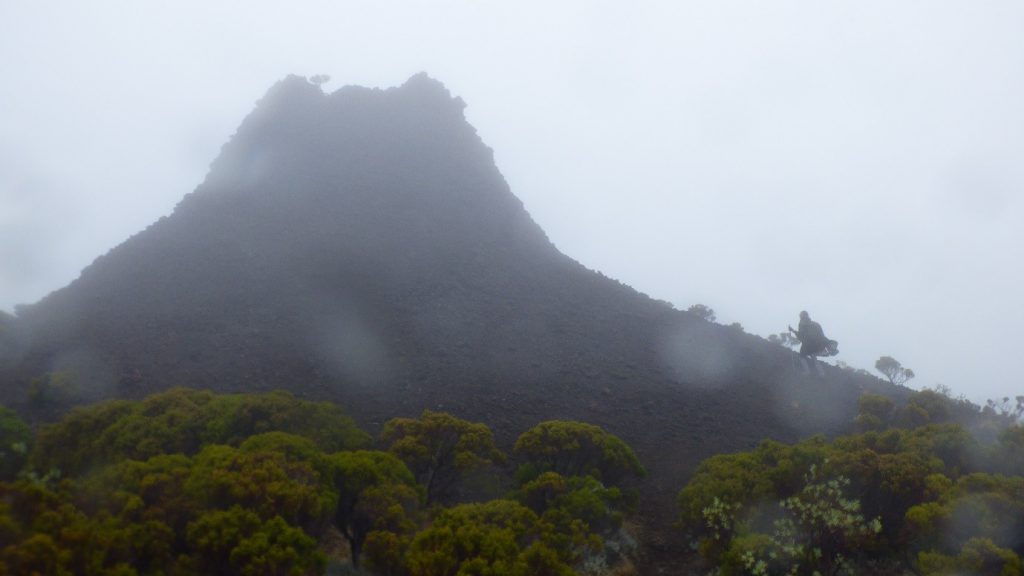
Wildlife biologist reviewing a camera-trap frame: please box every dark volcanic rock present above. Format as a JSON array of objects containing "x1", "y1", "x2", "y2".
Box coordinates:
[{"x1": 0, "y1": 74, "x2": 907, "y2": 568}]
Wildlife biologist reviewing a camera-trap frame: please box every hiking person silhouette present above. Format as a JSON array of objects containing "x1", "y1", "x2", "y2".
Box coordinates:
[{"x1": 788, "y1": 311, "x2": 838, "y2": 375}]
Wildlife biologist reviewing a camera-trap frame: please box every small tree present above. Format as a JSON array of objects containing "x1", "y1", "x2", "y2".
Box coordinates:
[
  {"x1": 918, "y1": 537, "x2": 1023, "y2": 576},
  {"x1": 381, "y1": 411, "x2": 505, "y2": 505},
  {"x1": 985, "y1": 396, "x2": 1024, "y2": 423},
  {"x1": 687, "y1": 304, "x2": 716, "y2": 322},
  {"x1": 856, "y1": 393, "x2": 895, "y2": 431},
  {"x1": 875, "y1": 356, "x2": 915, "y2": 386},
  {"x1": 740, "y1": 469, "x2": 882, "y2": 576},
  {"x1": 403, "y1": 500, "x2": 574, "y2": 576},
  {"x1": 27, "y1": 371, "x2": 80, "y2": 406},
  {"x1": 768, "y1": 332, "x2": 801, "y2": 350},
  {"x1": 0, "y1": 406, "x2": 31, "y2": 481},
  {"x1": 513, "y1": 421, "x2": 645, "y2": 486},
  {"x1": 330, "y1": 450, "x2": 420, "y2": 568},
  {"x1": 187, "y1": 506, "x2": 325, "y2": 576}
]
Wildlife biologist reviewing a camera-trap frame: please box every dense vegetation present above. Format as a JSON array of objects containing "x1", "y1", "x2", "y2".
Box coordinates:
[
  {"x1": 0, "y1": 388, "x2": 644, "y2": 575},
  {"x1": 4, "y1": 383, "x2": 1020, "y2": 575},
  {"x1": 677, "y1": 389, "x2": 1024, "y2": 575}
]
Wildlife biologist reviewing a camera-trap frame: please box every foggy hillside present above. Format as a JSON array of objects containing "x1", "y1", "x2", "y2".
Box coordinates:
[{"x1": 0, "y1": 75, "x2": 908, "y2": 558}]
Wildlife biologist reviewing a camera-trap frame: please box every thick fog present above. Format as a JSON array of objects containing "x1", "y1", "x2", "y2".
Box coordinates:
[{"x1": 1, "y1": 2, "x2": 1022, "y2": 404}]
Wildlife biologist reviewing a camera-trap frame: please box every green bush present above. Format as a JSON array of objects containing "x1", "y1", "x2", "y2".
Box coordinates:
[
  {"x1": 514, "y1": 421, "x2": 645, "y2": 486},
  {"x1": 0, "y1": 406, "x2": 31, "y2": 481},
  {"x1": 381, "y1": 410, "x2": 504, "y2": 505}
]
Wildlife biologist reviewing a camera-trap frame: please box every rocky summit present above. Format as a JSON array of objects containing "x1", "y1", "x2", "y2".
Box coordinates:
[{"x1": 0, "y1": 74, "x2": 905, "y2": 566}]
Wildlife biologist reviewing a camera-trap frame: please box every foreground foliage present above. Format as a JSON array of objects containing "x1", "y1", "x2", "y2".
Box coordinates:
[
  {"x1": 381, "y1": 410, "x2": 505, "y2": 505},
  {"x1": 0, "y1": 389, "x2": 642, "y2": 575},
  {"x1": 678, "y1": 389, "x2": 1024, "y2": 575}
]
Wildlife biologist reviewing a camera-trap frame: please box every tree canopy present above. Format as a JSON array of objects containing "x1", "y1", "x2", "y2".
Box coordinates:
[
  {"x1": 677, "y1": 388, "x2": 1024, "y2": 575},
  {"x1": 875, "y1": 355, "x2": 916, "y2": 386},
  {"x1": 0, "y1": 390, "x2": 645, "y2": 575},
  {"x1": 514, "y1": 420, "x2": 646, "y2": 486},
  {"x1": 381, "y1": 410, "x2": 505, "y2": 505}
]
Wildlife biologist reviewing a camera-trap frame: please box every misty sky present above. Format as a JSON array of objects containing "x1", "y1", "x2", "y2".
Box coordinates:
[{"x1": 2, "y1": 2, "x2": 1022, "y2": 405}]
